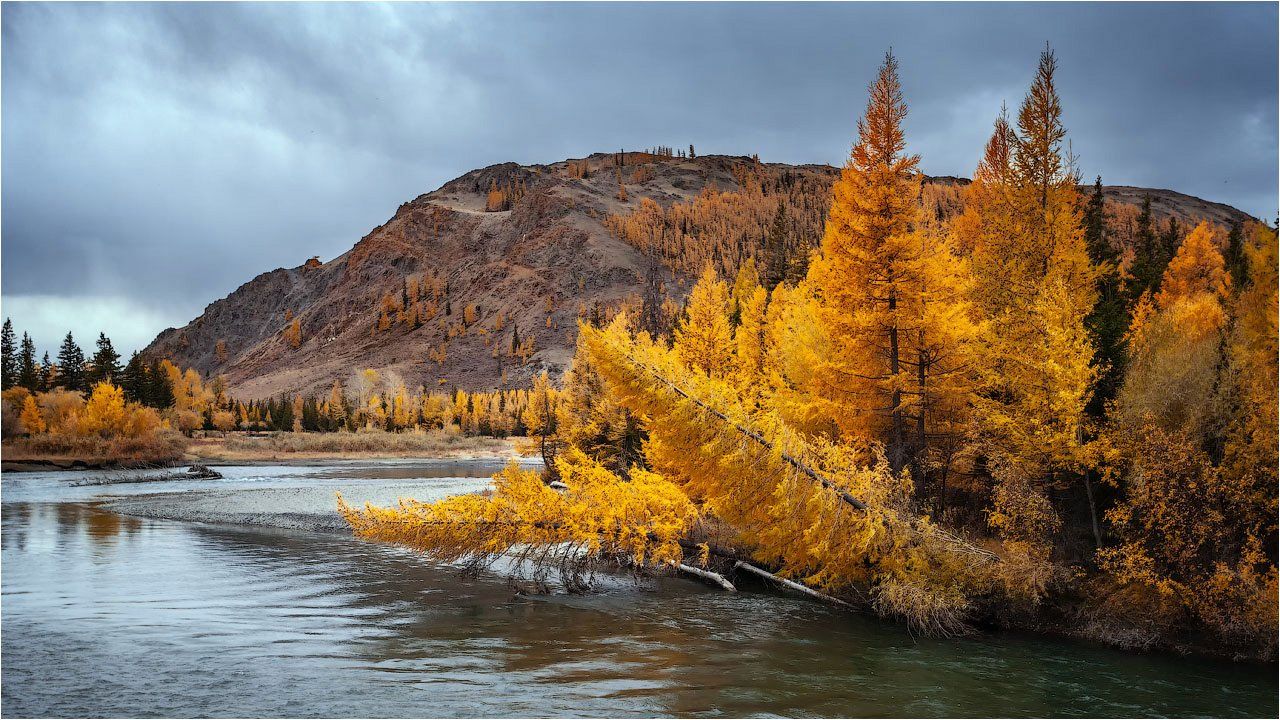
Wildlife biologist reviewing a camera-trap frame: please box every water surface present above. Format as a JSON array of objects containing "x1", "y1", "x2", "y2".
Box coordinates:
[{"x1": 3, "y1": 463, "x2": 1275, "y2": 718}]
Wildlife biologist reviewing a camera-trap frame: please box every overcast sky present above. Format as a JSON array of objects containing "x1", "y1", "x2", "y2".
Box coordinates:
[{"x1": 3, "y1": 2, "x2": 1276, "y2": 357}]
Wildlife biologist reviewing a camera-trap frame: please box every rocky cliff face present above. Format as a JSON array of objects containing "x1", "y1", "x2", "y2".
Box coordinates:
[{"x1": 143, "y1": 153, "x2": 1255, "y2": 398}]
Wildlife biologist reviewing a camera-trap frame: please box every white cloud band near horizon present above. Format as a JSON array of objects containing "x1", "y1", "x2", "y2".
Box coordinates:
[{"x1": 0, "y1": 294, "x2": 192, "y2": 360}]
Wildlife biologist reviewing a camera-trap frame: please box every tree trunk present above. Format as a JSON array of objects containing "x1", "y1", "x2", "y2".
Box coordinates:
[
  {"x1": 888, "y1": 290, "x2": 904, "y2": 475},
  {"x1": 914, "y1": 343, "x2": 928, "y2": 499},
  {"x1": 1084, "y1": 474, "x2": 1103, "y2": 549},
  {"x1": 673, "y1": 563, "x2": 736, "y2": 591},
  {"x1": 734, "y1": 561, "x2": 851, "y2": 607}
]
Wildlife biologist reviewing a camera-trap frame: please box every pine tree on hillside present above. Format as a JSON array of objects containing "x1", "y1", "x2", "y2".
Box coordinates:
[
  {"x1": 1, "y1": 319, "x2": 15, "y2": 390},
  {"x1": 56, "y1": 332, "x2": 86, "y2": 393},
  {"x1": 17, "y1": 333, "x2": 38, "y2": 391}
]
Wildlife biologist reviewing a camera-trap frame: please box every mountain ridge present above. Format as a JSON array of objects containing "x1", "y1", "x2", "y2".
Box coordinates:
[{"x1": 143, "y1": 152, "x2": 1256, "y2": 399}]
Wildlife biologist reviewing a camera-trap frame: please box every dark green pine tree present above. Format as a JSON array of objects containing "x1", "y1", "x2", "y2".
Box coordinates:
[
  {"x1": 1083, "y1": 176, "x2": 1106, "y2": 253},
  {"x1": 1223, "y1": 221, "x2": 1248, "y2": 291},
  {"x1": 302, "y1": 396, "x2": 320, "y2": 432},
  {"x1": 1161, "y1": 216, "x2": 1181, "y2": 259},
  {"x1": 120, "y1": 352, "x2": 145, "y2": 403},
  {"x1": 38, "y1": 352, "x2": 53, "y2": 392},
  {"x1": 1125, "y1": 196, "x2": 1166, "y2": 300},
  {"x1": 764, "y1": 200, "x2": 790, "y2": 291},
  {"x1": 1081, "y1": 176, "x2": 1128, "y2": 416},
  {"x1": 511, "y1": 325, "x2": 520, "y2": 354},
  {"x1": 56, "y1": 332, "x2": 87, "y2": 393},
  {"x1": 1, "y1": 319, "x2": 16, "y2": 390},
  {"x1": 17, "y1": 332, "x2": 38, "y2": 391},
  {"x1": 88, "y1": 332, "x2": 122, "y2": 387},
  {"x1": 146, "y1": 359, "x2": 175, "y2": 408},
  {"x1": 276, "y1": 394, "x2": 294, "y2": 432}
]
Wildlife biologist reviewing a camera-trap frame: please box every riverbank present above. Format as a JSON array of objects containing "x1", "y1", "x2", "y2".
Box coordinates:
[
  {"x1": 2, "y1": 430, "x2": 528, "y2": 472},
  {"x1": 1, "y1": 431, "x2": 189, "y2": 471},
  {"x1": 182, "y1": 430, "x2": 525, "y2": 465}
]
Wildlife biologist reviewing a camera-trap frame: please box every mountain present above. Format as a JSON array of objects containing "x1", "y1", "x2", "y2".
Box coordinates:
[{"x1": 142, "y1": 153, "x2": 1256, "y2": 399}]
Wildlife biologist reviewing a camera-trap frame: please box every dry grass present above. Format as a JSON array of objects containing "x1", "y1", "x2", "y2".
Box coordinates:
[
  {"x1": 216, "y1": 429, "x2": 515, "y2": 458},
  {"x1": 2, "y1": 430, "x2": 189, "y2": 467}
]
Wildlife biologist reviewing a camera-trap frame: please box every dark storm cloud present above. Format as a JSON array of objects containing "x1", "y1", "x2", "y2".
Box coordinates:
[{"x1": 2, "y1": 2, "x2": 1276, "y2": 356}]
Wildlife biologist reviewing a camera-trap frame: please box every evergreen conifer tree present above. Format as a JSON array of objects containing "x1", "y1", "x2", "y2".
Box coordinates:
[
  {"x1": 56, "y1": 332, "x2": 86, "y2": 393},
  {"x1": 89, "y1": 332, "x2": 122, "y2": 386},
  {"x1": 1, "y1": 319, "x2": 15, "y2": 390},
  {"x1": 1083, "y1": 176, "x2": 1128, "y2": 414},
  {"x1": 1127, "y1": 196, "x2": 1166, "y2": 298},
  {"x1": 38, "y1": 352, "x2": 53, "y2": 392},
  {"x1": 17, "y1": 333, "x2": 38, "y2": 391},
  {"x1": 1223, "y1": 221, "x2": 1248, "y2": 290}
]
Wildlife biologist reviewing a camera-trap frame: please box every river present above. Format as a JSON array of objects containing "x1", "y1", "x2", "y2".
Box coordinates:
[{"x1": 2, "y1": 462, "x2": 1275, "y2": 718}]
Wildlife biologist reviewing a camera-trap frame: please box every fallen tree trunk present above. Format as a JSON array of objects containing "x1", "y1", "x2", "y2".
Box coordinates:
[
  {"x1": 734, "y1": 561, "x2": 851, "y2": 608},
  {"x1": 673, "y1": 563, "x2": 737, "y2": 591}
]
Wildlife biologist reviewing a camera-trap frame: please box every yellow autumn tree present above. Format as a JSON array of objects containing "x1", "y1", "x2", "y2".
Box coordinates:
[
  {"x1": 339, "y1": 447, "x2": 698, "y2": 590},
  {"x1": 81, "y1": 382, "x2": 127, "y2": 437},
  {"x1": 521, "y1": 371, "x2": 557, "y2": 465},
  {"x1": 366, "y1": 394, "x2": 386, "y2": 430},
  {"x1": 284, "y1": 318, "x2": 302, "y2": 349},
  {"x1": 732, "y1": 279, "x2": 771, "y2": 406},
  {"x1": 579, "y1": 317, "x2": 998, "y2": 633},
  {"x1": 20, "y1": 394, "x2": 45, "y2": 435},
  {"x1": 673, "y1": 265, "x2": 734, "y2": 377},
  {"x1": 1219, "y1": 223, "x2": 1279, "y2": 538},
  {"x1": 1116, "y1": 223, "x2": 1231, "y2": 437},
  {"x1": 964, "y1": 47, "x2": 1097, "y2": 561},
  {"x1": 805, "y1": 50, "x2": 979, "y2": 497},
  {"x1": 387, "y1": 385, "x2": 408, "y2": 430},
  {"x1": 1155, "y1": 221, "x2": 1231, "y2": 308}
]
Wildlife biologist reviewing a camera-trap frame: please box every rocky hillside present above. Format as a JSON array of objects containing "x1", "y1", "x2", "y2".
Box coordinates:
[{"x1": 143, "y1": 153, "x2": 1255, "y2": 399}]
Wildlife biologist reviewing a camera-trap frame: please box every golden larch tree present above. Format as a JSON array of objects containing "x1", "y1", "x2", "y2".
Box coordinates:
[
  {"x1": 964, "y1": 48, "x2": 1098, "y2": 560},
  {"x1": 674, "y1": 265, "x2": 734, "y2": 378},
  {"x1": 806, "y1": 50, "x2": 979, "y2": 492}
]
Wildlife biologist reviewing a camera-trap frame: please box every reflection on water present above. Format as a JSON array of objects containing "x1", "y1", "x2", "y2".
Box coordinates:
[{"x1": 2, "y1": 464, "x2": 1277, "y2": 718}]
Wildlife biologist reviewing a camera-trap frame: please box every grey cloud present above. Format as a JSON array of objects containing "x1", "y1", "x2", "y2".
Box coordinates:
[{"x1": 3, "y1": 2, "x2": 1276, "y2": 357}]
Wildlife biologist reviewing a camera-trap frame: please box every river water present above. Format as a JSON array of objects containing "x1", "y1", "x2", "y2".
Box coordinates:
[{"x1": 2, "y1": 462, "x2": 1275, "y2": 718}]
